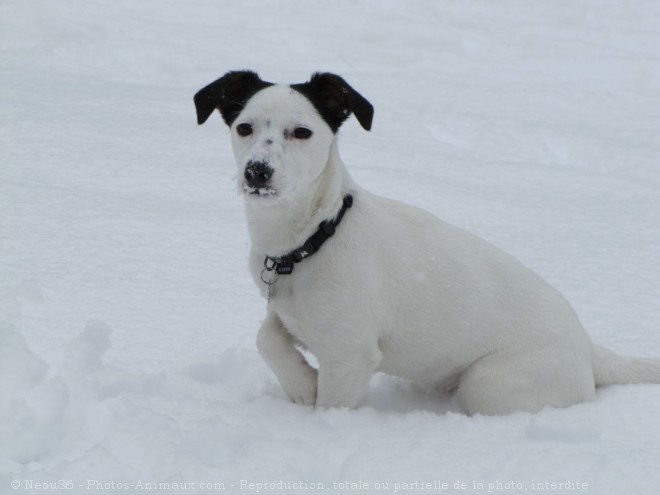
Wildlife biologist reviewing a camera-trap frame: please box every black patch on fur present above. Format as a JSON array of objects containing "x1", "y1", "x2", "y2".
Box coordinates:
[
  {"x1": 194, "y1": 71, "x2": 273, "y2": 126},
  {"x1": 291, "y1": 73, "x2": 374, "y2": 133}
]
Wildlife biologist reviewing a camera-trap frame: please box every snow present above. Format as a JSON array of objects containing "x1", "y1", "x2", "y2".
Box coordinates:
[{"x1": 1, "y1": 0, "x2": 659, "y2": 493}]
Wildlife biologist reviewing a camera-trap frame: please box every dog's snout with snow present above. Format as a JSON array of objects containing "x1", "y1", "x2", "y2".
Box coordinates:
[
  {"x1": 243, "y1": 160, "x2": 274, "y2": 195},
  {"x1": 195, "y1": 70, "x2": 660, "y2": 415}
]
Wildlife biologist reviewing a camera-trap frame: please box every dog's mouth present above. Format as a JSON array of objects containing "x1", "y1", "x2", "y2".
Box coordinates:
[{"x1": 243, "y1": 183, "x2": 277, "y2": 198}]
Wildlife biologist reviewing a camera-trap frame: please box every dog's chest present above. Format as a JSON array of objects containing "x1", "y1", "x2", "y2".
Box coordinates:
[
  {"x1": 272, "y1": 297, "x2": 328, "y2": 355},
  {"x1": 264, "y1": 273, "x2": 332, "y2": 351}
]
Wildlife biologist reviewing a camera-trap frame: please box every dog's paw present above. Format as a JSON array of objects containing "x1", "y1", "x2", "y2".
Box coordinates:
[{"x1": 282, "y1": 367, "x2": 318, "y2": 406}]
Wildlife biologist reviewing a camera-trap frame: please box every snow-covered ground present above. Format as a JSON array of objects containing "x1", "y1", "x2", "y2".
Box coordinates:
[{"x1": 2, "y1": 0, "x2": 659, "y2": 493}]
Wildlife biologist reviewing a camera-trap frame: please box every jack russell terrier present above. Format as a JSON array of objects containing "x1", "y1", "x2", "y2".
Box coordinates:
[{"x1": 194, "y1": 71, "x2": 660, "y2": 415}]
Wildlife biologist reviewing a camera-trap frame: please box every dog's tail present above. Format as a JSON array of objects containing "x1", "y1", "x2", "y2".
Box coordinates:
[{"x1": 592, "y1": 344, "x2": 660, "y2": 386}]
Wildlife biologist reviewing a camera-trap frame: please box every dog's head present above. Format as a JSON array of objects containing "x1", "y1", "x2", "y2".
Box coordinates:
[{"x1": 194, "y1": 71, "x2": 373, "y2": 203}]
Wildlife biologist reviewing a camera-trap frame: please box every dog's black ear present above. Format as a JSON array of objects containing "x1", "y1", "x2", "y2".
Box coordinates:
[
  {"x1": 291, "y1": 73, "x2": 374, "y2": 133},
  {"x1": 194, "y1": 70, "x2": 273, "y2": 126}
]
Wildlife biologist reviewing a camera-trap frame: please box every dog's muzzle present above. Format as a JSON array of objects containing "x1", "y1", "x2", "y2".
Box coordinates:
[{"x1": 244, "y1": 160, "x2": 274, "y2": 189}]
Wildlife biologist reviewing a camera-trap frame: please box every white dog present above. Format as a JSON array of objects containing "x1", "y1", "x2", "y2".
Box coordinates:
[{"x1": 195, "y1": 71, "x2": 660, "y2": 415}]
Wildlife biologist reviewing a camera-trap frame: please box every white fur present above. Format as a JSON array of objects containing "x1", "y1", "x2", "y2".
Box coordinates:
[{"x1": 228, "y1": 84, "x2": 660, "y2": 415}]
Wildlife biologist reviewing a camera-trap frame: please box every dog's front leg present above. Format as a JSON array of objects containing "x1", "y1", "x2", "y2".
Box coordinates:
[
  {"x1": 257, "y1": 311, "x2": 318, "y2": 405},
  {"x1": 316, "y1": 347, "x2": 382, "y2": 409}
]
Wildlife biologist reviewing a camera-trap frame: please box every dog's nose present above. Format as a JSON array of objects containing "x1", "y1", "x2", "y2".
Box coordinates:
[{"x1": 244, "y1": 161, "x2": 274, "y2": 188}]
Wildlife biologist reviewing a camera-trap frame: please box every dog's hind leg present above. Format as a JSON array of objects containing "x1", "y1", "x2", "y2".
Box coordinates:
[
  {"x1": 257, "y1": 311, "x2": 318, "y2": 405},
  {"x1": 456, "y1": 348, "x2": 596, "y2": 415}
]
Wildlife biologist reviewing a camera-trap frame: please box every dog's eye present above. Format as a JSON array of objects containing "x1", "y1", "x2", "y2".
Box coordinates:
[
  {"x1": 293, "y1": 127, "x2": 313, "y2": 139},
  {"x1": 236, "y1": 123, "x2": 253, "y2": 137}
]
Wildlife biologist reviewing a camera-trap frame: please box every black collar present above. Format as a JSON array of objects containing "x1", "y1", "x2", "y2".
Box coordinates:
[{"x1": 265, "y1": 194, "x2": 353, "y2": 275}]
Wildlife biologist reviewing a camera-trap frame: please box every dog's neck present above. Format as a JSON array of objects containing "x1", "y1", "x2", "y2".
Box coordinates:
[{"x1": 244, "y1": 140, "x2": 354, "y2": 257}]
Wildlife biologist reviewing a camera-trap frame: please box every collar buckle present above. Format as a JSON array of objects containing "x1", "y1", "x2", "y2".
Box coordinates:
[{"x1": 319, "y1": 220, "x2": 336, "y2": 236}]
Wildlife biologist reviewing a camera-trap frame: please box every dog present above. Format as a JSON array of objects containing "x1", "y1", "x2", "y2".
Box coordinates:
[{"x1": 194, "y1": 71, "x2": 660, "y2": 415}]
